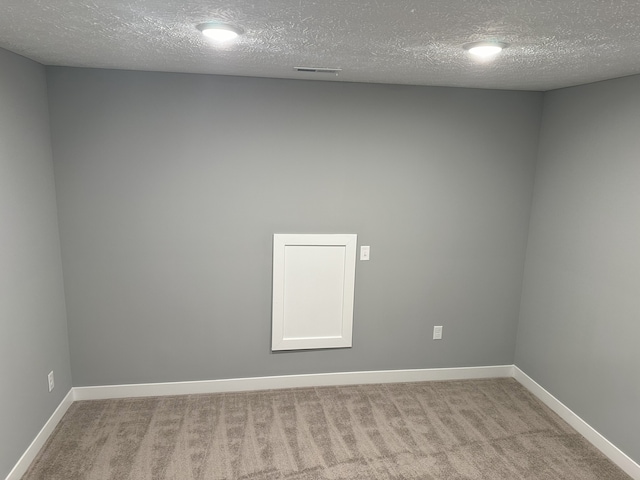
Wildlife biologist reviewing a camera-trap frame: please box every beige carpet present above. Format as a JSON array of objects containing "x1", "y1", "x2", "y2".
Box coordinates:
[{"x1": 23, "y1": 378, "x2": 630, "y2": 479}]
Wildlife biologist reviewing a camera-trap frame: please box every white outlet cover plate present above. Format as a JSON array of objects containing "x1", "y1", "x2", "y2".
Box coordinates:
[{"x1": 433, "y1": 326, "x2": 443, "y2": 340}]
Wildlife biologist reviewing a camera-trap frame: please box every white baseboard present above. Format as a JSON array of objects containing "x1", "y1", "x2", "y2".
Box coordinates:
[
  {"x1": 513, "y1": 366, "x2": 640, "y2": 480},
  {"x1": 72, "y1": 365, "x2": 514, "y2": 400},
  {"x1": 5, "y1": 366, "x2": 511, "y2": 479},
  {"x1": 10, "y1": 366, "x2": 638, "y2": 480},
  {"x1": 5, "y1": 388, "x2": 74, "y2": 480}
]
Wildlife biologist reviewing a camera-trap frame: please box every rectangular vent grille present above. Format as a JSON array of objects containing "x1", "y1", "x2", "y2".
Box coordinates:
[{"x1": 294, "y1": 66, "x2": 342, "y2": 74}]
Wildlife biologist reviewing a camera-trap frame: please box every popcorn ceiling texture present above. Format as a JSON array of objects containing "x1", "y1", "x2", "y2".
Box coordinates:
[{"x1": 1, "y1": 0, "x2": 640, "y2": 90}]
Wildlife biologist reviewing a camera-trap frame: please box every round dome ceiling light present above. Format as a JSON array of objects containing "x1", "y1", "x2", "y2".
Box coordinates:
[
  {"x1": 464, "y1": 41, "x2": 508, "y2": 59},
  {"x1": 197, "y1": 23, "x2": 243, "y2": 42}
]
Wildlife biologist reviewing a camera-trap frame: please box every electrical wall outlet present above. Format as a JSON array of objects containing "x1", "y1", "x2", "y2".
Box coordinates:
[
  {"x1": 433, "y1": 326, "x2": 443, "y2": 340},
  {"x1": 48, "y1": 371, "x2": 55, "y2": 392}
]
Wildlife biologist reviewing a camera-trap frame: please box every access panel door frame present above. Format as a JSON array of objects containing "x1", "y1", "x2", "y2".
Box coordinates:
[{"x1": 272, "y1": 233, "x2": 357, "y2": 351}]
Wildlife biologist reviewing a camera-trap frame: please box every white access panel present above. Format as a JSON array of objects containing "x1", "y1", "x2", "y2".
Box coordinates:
[{"x1": 272, "y1": 234, "x2": 357, "y2": 351}]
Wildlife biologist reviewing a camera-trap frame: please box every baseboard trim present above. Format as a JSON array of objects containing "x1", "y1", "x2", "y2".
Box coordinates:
[
  {"x1": 513, "y1": 366, "x2": 640, "y2": 480},
  {"x1": 72, "y1": 365, "x2": 514, "y2": 401},
  {"x1": 5, "y1": 388, "x2": 73, "y2": 480},
  {"x1": 11, "y1": 366, "x2": 638, "y2": 480}
]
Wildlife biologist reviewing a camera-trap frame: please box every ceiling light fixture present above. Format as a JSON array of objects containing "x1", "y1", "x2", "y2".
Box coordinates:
[
  {"x1": 464, "y1": 41, "x2": 508, "y2": 59},
  {"x1": 197, "y1": 23, "x2": 243, "y2": 42}
]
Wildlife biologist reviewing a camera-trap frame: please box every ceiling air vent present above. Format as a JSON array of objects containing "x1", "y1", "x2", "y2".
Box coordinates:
[{"x1": 294, "y1": 66, "x2": 342, "y2": 74}]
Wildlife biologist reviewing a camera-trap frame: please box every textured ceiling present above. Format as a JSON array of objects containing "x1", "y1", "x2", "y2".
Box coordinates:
[{"x1": 1, "y1": 0, "x2": 640, "y2": 91}]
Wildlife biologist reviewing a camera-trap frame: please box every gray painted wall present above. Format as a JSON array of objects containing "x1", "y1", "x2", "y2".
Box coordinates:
[
  {"x1": 516, "y1": 75, "x2": 640, "y2": 463},
  {"x1": 0, "y1": 49, "x2": 71, "y2": 478},
  {"x1": 47, "y1": 67, "x2": 543, "y2": 387}
]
